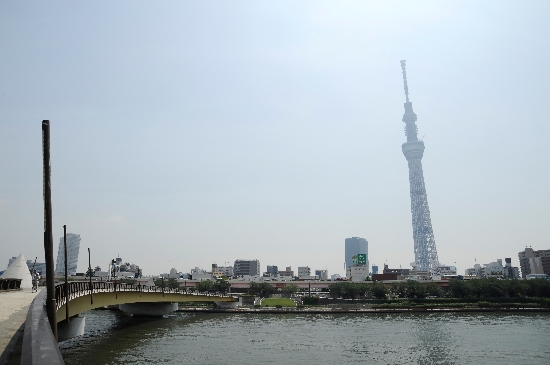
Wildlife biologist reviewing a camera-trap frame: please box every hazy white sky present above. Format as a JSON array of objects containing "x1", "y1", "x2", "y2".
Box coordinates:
[{"x1": 1, "y1": 1, "x2": 549, "y2": 276}]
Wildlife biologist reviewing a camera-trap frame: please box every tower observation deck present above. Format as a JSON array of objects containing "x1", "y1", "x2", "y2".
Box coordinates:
[{"x1": 399, "y1": 60, "x2": 439, "y2": 271}]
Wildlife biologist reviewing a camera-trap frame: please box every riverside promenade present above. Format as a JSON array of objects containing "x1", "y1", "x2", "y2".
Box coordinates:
[{"x1": 0, "y1": 289, "x2": 41, "y2": 364}]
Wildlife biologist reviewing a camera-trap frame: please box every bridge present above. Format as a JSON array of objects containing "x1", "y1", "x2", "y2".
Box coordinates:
[
  {"x1": 55, "y1": 281, "x2": 236, "y2": 321},
  {"x1": 22, "y1": 281, "x2": 237, "y2": 365}
]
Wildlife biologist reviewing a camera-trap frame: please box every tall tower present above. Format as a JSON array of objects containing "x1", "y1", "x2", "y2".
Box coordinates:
[{"x1": 399, "y1": 60, "x2": 439, "y2": 271}]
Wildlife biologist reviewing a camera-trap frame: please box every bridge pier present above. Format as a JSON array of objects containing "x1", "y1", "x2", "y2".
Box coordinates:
[
  {"x1": 119, "y1": 302, "x2": 178, "y2": 317},
  {"x1": 58, "y1": 316, "x2": 85, "y2": 342}
]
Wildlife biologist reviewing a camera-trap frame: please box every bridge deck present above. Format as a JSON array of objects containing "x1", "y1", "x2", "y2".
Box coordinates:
[{"x1": 55, "y1": 282, "x2": 237, "y2": 322}]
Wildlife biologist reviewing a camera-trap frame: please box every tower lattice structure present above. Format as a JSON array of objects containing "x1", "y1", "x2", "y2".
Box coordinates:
[{"x1": 399, "y1": 60, "x2": 439, "y2": 271}]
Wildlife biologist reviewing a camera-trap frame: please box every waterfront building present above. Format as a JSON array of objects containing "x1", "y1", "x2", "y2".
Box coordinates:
[
  {"x1": 234, "y1": 259, "x2": 260, "y2": 276},
  {"x1": 55, "y1": 233, "x2": 81, "y2": 275},
  {"x1": 518, "y1": 248, "x2": 550, "y2": 279},
  {"x1": 315, "y1": 270, "x2": 328, "y2": 281},
  {"x1": 345, "y1": 237, "x2": 368, "y2": 269},
  {"x1": 399, "y1": 61, "x2": 439, "y2": 272}
]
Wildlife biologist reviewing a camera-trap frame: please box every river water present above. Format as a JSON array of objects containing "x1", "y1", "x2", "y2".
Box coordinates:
[{"x1": 59, "y1": 310, "x2": 550, "y2": 365}]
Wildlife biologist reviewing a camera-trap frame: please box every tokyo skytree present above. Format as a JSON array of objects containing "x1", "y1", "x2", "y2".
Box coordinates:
[{"x1": 399, "y1": 60, "x2": 439, "y2": 271}]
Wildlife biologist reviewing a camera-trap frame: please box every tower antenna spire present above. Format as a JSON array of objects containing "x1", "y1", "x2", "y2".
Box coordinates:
[
  {"x1": 399, "y1": 61, "x2": 439, "y2": 273},
  {"x1": 400, "y1": 60, "x2": 410, "y2": 103}
]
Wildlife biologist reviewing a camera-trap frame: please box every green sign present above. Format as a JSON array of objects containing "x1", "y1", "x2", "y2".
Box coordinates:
[{"x1": 352, "y1": 254, "x2": 367, "y2": 265}]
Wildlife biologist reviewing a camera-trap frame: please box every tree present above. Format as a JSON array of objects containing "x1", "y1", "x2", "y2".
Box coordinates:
[
  {"x1": 195, "y1": 280, "x2": 215, "y2": 292},
  {"x1": 448, "y1": 279, "x2": 470, "y2": 298},
  {"x1": 370, "y1": 281, "x2": 388, "y2": 299},
  {"x1": 282, "y1": 283, "x2": 299, "y2": 294},
  {"x1": 425, "y1": 283, "x2": 443, "y2": 298},
  {"x1": 167, "y1": 278, "x2": 180, "y2": 289},
  {"x1": 214, "y1": 279, "x2": 231, "y2": 293},
  {"x1": 154, "y1": 278, "x2": 166, "y2": 288},
  {"x1": 249, "y1": 282, "x2": 276, "y2": 297}
]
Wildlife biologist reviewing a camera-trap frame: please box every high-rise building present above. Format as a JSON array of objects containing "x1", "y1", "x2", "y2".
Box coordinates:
[
  {"x1": 399, "y1": 60, "x2": 439, "y2": 272},
  {"x1": 518, "y1": 248, "x2": 550, "y2": 278},
  {"x1": 233, "y1": 259, "x2": 260, "y2": 276},
  {"x1": 55, "y1": 233, "x2": 81, "y2": 275},
  {"x1": 266, "y1": 265, "x2": 278, "y2": 277},
  {"x1": 345, "y1": 237, "x2": 368, "y2": 269}
]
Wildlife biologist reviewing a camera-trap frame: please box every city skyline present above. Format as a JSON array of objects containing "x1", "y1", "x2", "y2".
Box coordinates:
[{"x1": 1, "y1": 2, "x2": 549, "y2": 276}]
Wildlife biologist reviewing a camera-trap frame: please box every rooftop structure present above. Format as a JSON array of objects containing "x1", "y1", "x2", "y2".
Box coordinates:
[{"x1": 399, "y1": 60, "x2": 439, "y2": 272}]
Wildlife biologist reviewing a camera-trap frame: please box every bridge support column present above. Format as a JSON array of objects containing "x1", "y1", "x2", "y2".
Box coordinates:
[
  {"x1": 58, "y1": 316, "x2": 86, "y2": 342},
  {"x1": 119, "y1": 302, "x2": 177, "y2": 317}
]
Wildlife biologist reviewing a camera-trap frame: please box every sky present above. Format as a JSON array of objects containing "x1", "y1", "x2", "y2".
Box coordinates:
[{"x1": 1, "y1": 1, "x2": 549, "y2": 277}]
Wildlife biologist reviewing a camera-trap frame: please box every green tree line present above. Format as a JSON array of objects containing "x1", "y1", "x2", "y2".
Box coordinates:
[
  {"x1": 328, "y1": 278, "x2": 550, "y2": 300},
  {"x1": 448, "y1": 278, "x2": 550, "y2": 299},
  {"x1": 328, "y1": 281, "x2": 389, "y2": 299}
]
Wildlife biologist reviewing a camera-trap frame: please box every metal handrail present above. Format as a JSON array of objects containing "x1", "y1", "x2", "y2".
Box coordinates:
[{"x1": 54, "y1": 281, "x2": 236, "y2": 310}]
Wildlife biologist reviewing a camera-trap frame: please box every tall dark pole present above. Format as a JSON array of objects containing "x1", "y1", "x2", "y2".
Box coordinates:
[
  {"x1": 88, "y1": 248, "x2": 93, "y2": 305},
  {"x1": 42, "y1": 120, "x2": 57, "y2": 340},
  {"x1": 64, "y1": 225, "x2": 69, "y2": 323}
]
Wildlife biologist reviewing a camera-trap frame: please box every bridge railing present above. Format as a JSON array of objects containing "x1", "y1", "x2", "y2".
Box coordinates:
[{"x1": 55, "y1": 281, "x2": 235, "y2": 310}]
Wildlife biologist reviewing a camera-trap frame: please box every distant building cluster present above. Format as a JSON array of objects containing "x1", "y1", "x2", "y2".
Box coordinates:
[
  {"x1": 5, "y1": 231, "x2": 547, "y2": 285},
  {"x1": 465, "y1": 258, "x2": 519, "y2": 279}
]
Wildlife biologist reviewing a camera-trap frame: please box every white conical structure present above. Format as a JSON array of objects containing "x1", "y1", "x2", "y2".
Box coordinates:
[{"x1": 1, "y1": 253, "x2": 33, "y2": 289}]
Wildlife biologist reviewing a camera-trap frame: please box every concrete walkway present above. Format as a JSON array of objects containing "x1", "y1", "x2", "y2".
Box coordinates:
[{"x1": 0, "y1": 289, "x2": 41, "y2": 363}]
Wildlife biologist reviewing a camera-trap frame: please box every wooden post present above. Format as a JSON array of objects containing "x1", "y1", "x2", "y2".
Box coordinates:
[{"x1": 42, "y1": 120, "x2": 57, "y2": 341}]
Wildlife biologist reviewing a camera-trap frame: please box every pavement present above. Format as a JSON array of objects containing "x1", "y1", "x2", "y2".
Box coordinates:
[{"x1": 0, "y1": 289, "x2": 41, "y2": 364}]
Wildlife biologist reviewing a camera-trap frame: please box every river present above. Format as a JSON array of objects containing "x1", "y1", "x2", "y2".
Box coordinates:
[{"x1": 59, "y1": 310, "x2": 550, "y2": 364}]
